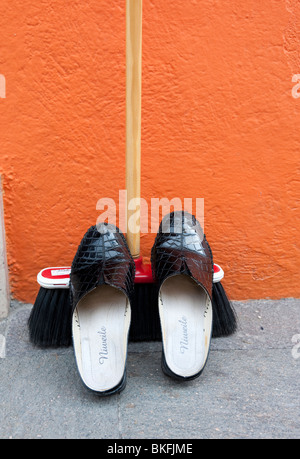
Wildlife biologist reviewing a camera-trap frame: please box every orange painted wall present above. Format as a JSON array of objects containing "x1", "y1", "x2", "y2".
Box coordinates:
[{"x1": 0, "y1": 0, "x2": 300, "y2": 303}]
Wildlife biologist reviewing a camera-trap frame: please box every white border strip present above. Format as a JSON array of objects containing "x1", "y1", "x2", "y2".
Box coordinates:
[
  {"x1": 0, "y1": 334, "x2": 6, "y2": 359},
  {"x1": 0, "y1": 175, "x2": 10, "y2": 318}
]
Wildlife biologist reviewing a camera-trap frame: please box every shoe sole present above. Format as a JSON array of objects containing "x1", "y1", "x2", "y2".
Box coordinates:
[
  {"x1": 159, "y1": 274, "x2": 212, "y2": 380},
  {"x1": 72, "y1": 285, "x2": 130, "y2": 395}
]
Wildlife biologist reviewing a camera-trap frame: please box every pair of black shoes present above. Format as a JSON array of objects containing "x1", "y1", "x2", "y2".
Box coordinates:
[{"x1": 70, "y1": 211, "x2": 214, "y2": 395}]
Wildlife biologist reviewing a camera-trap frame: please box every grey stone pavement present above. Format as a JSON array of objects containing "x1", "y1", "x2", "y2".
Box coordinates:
[{"x1": 0, "y1": 298, "x2": 299, "y2": 439}]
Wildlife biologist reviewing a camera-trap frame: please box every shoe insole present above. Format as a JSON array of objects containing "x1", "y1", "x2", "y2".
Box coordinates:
[
  {"x1": 159, "y1": 275, "x2": 212, "y2": 378},
  {"x1": 72, "y1": 285, "x2": 130, "y2": 393}
]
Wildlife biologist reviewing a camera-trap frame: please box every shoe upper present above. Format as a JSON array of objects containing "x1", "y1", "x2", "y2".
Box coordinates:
[
  {"x1": 151, "y1": 211, "x2": 213, "y2": 299},
  {"x1": 70, "y1": 224, "x2": 135, "y2": 310}
]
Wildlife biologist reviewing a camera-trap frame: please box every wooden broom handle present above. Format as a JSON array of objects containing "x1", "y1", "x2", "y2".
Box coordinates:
[{"x1": 126, "y1": 0, "x2": 142, "y2": 258}]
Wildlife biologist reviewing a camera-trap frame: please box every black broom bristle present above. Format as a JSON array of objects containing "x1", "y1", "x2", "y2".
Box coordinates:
[
  {"x1": 28, "y1": 287, "x2": 72, "y2": 347},
  {"x1": 129, "y1": 283, "x2": 161, "y2": 342},
  {"x1": 28, "y1": 281, "x2": 236, "y2": 346},
  {"x1": 212, "y1": 281, "x2": 237, "y2": 337}
]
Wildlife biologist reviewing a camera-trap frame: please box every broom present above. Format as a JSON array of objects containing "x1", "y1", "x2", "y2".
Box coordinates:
[
  {"x1": 123, "y1": 0, "x2": 237, "y2": 340},
  {"x1": 28, "y1": 0, "x2": 236, "y2": 348}
]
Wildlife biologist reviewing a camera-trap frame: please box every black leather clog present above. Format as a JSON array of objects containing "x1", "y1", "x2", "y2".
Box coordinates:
[
  {"x1": 151, "y1": 211, "x2": 213, "y2": 381},
  {"x1": 70, "y1": 223, "x2": 135, "y2": 395}
]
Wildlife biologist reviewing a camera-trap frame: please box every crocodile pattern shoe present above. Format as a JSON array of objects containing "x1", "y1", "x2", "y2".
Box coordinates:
[
  {"x1": 70, "y1": 223, "x2": 135, "y2": 395},
  {"x1": 151, "y1": 211, "x2": 214, "y2": 381}
]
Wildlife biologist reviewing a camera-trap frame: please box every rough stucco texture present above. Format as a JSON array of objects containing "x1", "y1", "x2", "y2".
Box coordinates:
[{"x1": 0, "y1": 0, "x2": 300, "y2": 303}]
